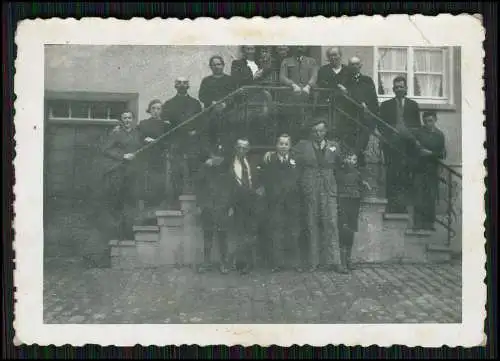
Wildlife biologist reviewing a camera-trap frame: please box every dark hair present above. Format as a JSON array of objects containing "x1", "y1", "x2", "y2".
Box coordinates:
[
  {"x1": 209, "y1": 55, "x2": 225, "y2": 67},
  {"x1": 277, "y1": 133, "x2": 291, "y2": 140},
  {"x1": 121, "y1": 110, "x2": 134, "y2": 118},
  {"x1": 146, "y1": 99, "x2": 162, "y2": 114},
  {"x1": 393, "y1": 75, "x2": 407, "y2": 86},
  {"x1": 422, "y1": 111, "x2": 437, "y2": 120}
]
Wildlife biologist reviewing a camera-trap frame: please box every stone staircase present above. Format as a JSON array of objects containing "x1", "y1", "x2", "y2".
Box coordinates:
[{"x1": 109, "y1": 194, "x2": 457, "y2": 270}]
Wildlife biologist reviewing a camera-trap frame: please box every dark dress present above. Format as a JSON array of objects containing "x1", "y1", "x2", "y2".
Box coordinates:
[
  {"x1": 317, "y1": 64, "x2": 349, "y2": 106},
  {"x1": 198, "y1": 74, "x2": 237, "y2": 144},
  {"x1": 101, "y1": 125, "x2": 144, "y2": 240},
  {"x1": 412, "y1": 126, "x2": 446, "y2": 229},
  {"x1": 136, "y1": 117, "x2": 169, "y2": 206},
  {"x1": 260, "y1": 151, "x2": 301, "y2": 268}
]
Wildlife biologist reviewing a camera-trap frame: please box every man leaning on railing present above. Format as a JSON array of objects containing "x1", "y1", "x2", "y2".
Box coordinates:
[{"x1": 161, "y1": 77, "x2": 203, "y2": 200}]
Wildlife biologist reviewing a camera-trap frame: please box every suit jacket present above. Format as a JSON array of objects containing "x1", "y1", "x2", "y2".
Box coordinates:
[
  {"x1": 161, "y1": 94, "x2": 202, "y2": 128},
  {"x1": 414, "y1": 126, "x2": 447, "y2": 173},
  {"x1": 343, "y1": 73, "x2": 379, "y2": 116},
  {"x1": 380, "y1": 97, "x2": 421, "y2": 133},
  {"x1": 279, "y1": 56, "x2": 319, "y2": 88},
  {"x1": 101, "y1": 126, "x2": 144, "y2": 176},
  {"x1": 292, "y1": 139, "x2": 342, "y2": 198},
  {"x1": 336, "y1": 144, "x2": 367, "y2": 199},
  {"x1": 317, "y1": 64, "x2": 348, "y2": 103},
  {"x1": 259, "y1": 151, "x2": 300, "y2": 201}
]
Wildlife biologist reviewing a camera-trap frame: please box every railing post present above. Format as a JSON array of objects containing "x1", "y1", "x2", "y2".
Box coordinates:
[{"x1": 446, "y1": 169, "x2": 453, "y2": 247}]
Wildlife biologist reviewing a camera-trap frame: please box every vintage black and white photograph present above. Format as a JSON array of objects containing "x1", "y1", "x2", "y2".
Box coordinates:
[{"x1": 14, "y1": 16, "x2": 485, "y2": 347}]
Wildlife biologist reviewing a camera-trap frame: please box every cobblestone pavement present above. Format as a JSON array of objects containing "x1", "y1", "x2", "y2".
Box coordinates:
[{"x1": 43, "y1": 259, "x2": 462, "y2": 324}]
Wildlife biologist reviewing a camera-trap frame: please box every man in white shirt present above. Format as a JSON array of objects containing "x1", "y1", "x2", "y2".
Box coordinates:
[
  {"x1": 226, "y1": 137, "x2": 263, "y2": 274},
  {"x1": 230, "y1": 45, "x2": 265, "y2": 89}
]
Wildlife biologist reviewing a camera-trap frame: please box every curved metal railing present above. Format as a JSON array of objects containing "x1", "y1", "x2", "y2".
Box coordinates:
[{"x1": 107, "y1": 84, "x2": 461, "y2": 247}]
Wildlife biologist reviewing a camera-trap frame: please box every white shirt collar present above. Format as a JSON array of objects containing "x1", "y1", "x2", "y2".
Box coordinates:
[
  {"x1": 233, "y1": 156, "x2": 252, "y2": 186},
  {"x1": 277, "y1": 153, "x2": 289, "y2": 162},
  {"x1": 246, "y1": 59, "x2": 259, "y2": 77}
]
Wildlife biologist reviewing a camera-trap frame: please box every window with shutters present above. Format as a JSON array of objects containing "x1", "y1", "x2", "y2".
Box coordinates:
[{"x1": 374, "y1": 46, "x2": 454, "y2": 105}]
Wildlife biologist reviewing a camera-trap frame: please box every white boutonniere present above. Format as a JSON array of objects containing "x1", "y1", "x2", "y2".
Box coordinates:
[
  {"x1": 289, "y1": 159, "x2": 296, "y2": 167},
  {"x1": 328, "y1": 146, "x2": 337, "y2": 153}
]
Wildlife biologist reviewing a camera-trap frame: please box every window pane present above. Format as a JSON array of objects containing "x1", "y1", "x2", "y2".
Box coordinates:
[
  {"x1": 109, "y1": 102, "x2": 128, "y2": 120},
  {"x1": 377, "y1": 48, "x2": 407, "y2": 72},
  {"x1": 48, "y1": 100, "x2": 70, "y2": 118},
  {"x1": 414, "y1": 74, "x2": 444, "y2": 97},
  {"x1": 91, "y1": 102, "x2": 109, "y2": 119},
  {"x1": 414, "y1": 48, "x2": 444, "y2": 73},
  {"x1": 70, "y1": 101, "x2": 92, "y2": 118}
]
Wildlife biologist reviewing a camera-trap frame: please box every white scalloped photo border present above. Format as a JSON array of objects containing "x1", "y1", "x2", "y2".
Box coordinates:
[{"x1": 13, "y1": 15, "x2": 486, "y2": 347}]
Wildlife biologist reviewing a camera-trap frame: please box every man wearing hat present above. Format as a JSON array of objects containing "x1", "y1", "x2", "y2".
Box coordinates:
[{"x1": 291, "y1": 116, "x2": 348, "y2": 273}]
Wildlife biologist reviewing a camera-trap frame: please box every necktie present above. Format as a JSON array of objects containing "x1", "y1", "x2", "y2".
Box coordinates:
[
  {"x1": 397, "y1": 98, "x2": 404, "y2": 124},
  {"x1": 240, "y1": 157, "x2": 250, "y2": 188}
]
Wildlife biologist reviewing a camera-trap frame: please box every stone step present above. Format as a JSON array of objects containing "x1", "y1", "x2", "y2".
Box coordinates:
[
  {"x1": 109, "y1": 240, "x2": 139, "y2": 269},
  {"x1": 426, "y1": 243, "x2": 453, "y2": 263},
  {"x1": 133, "y1": 226, "x2": 161, "y2": 266}
]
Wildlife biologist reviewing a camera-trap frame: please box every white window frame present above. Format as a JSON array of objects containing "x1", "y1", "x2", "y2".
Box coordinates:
[
  {"x1": 45, "y1": 91, "x2": 139, "y2": 125},
  {"x1": 373, "y1": 46, "x2": 454, "y2": 106}
]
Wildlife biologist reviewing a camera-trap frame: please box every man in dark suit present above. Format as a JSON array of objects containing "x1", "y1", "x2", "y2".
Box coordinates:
[
  {"x1": 379, "y1": 75, "x2": 422, "y2": 213},
  {"x1": 226, "y1": 137, "x2": 264, "y2": 274},
  {"x1": 260, "y1": 134, "x2": 302, "y2": 272},
  {"x1": 317, "y1": 47, "x2": 349, "y2": 107},
  {"x1": 339, "y1": 56, "x2": 380, "y2": 162},
  {"x1": 196, "y1": 137, "x2": 233, "y2": 274},
  {"x1": 161, "y1": 77, "x2": 203, "y2": 202}
]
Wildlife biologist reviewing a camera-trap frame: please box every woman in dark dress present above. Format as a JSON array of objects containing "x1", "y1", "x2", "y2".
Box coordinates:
[
  {"x1": 101, "y1": 110, "x2": 144, "y2": 240},
  {"x1": 136, "y1": 99, "x2": 170, "y2": 208}
]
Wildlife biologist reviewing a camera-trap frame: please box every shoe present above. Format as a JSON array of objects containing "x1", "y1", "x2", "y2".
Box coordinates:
[
  {"x1": 339, "y1": 249, "x2": 351, "y2": 274},
  {"x1": 197, "y1": 262, "x2": 212, "y2": 273},
  {"x1": 271, "y1": 266, "x2": 282, "y2": 273},
  {"x1": 219, "y1": 264, "x2": 229, "y2": 274}
]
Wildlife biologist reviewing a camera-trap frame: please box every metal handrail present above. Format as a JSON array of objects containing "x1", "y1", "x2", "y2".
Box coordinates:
[
  {"x1": 105, "y1": 86, "x2": 245, "y2": 173},
  {"x1": 243, "y1": 85, "x2": 462, "y2": 179},
  {"x1": 108, "y1": 84, "x2": 461, "y2": 180}
]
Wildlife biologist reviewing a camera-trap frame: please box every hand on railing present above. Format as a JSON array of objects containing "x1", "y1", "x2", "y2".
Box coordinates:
[
  {"x1": 263, "y1": 151, "x2": 273, "y2": 164},
  {"x1": 204, "y1": 156, "x2": 224, "y2": 167},
  {"x1": 292, "y1": 84, "x2": 302, "y2": 93},
  {"x1": 361, "y1": 180, "x2": 372, "y2": 192},
  {"x1": 144, "y1": 137, "x2": 155, "y2": 143},
  {"x1": 302, "y1": 85, "x2": 311, "y2": 95},
  {"x1": 123, "y1": 153, "x2": 136, "y2": 161},
  {"x1": 337, "y1": 84, "x2": 348, "y2": 93},
  {"x1": 419, "y1": 148, "x2": 434, "y2": 157}
]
